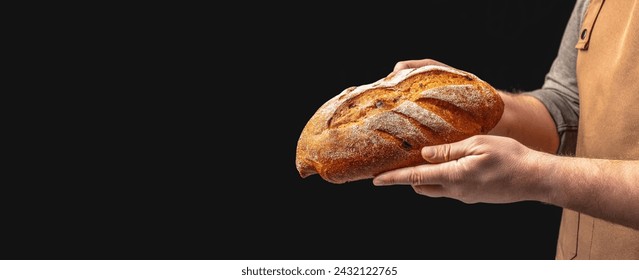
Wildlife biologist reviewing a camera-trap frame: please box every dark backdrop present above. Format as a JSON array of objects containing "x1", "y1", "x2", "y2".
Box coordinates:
[{"x1": 2, "y1": 0, "x2": 577, "y2": 260}]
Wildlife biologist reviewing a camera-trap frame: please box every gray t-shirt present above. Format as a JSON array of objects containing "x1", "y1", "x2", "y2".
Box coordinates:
[{"x1": 523, "y1": 0, "x2": 590, "y2": 155}]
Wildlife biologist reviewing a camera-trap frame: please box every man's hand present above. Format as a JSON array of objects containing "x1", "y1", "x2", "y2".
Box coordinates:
[
  {"x1": 384, "y1": 60, "x2": 639, "y2": 229},
  {"x1": 373, "y1": 135, "x2": 548, "y2": 204},
  {"x1": 392, "y1": 58, "x2": 452, "y2": 73}
]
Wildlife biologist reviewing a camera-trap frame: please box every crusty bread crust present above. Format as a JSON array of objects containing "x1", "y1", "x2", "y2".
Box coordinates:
[{"x1": 296, "y1": 65, "x2": 504, "y2": 184}]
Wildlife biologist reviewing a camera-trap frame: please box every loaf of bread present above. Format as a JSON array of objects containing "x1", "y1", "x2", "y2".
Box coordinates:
[{"x1": 296, "y1": 65, "x2": 504, "y2": 184}]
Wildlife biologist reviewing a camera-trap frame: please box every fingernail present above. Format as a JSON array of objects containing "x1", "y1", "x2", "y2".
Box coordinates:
[{"x1": 373, "y1": 177, "x2": 385, "y2": 186}]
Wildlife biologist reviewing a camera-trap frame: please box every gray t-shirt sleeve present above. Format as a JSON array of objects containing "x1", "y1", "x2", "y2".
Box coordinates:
[{"x1": 522, "y1": 0, "x2": 589, "y2": 155}]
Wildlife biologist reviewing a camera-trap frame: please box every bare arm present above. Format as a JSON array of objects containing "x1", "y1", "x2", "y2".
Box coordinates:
[
  {"x1": 490, "y1": 91, "x2": 559, "y2": 153},
  {"x1": 541, "y1": 153, "x2": 639, "y2": 229},
  {"x1": 373, "y1": 135, "x2": 639, "y2": 230}
]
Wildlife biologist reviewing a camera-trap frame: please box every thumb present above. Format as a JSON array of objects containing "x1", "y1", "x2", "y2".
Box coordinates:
[{"x1": 422, "y1": 137, "x2": 476, "y2": 163}]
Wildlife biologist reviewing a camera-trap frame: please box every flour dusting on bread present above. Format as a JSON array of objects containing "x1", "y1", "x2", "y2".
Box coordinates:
[{"x1": 296, "y1": 65, "x2": 504, "y2": 184}]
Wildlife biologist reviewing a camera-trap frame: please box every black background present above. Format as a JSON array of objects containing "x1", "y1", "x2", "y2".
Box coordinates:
[{"x1": 3, "y1": 0, "x2": 577, "y2": 260}]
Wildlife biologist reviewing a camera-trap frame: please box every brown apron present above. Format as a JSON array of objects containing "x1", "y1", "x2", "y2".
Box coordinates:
[{"x1": 555, "y1": 0, "x2": 639, "y2": 259}]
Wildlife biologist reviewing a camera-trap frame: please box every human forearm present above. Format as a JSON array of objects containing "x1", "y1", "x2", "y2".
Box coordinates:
[
  {"x1": 374, "y1": 134, "x2": 639, "y2": 229},
  {"x1": 534, "y1": 153, "x2": 639, "y2": 229},
  {"x1": 490, "y1": 91, "x2": 559, "y2": 154}
]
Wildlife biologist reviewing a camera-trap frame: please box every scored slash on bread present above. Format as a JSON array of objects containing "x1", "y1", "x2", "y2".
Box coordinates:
[{"x1": 296, "y1": 65, "x2": 504, "y2": 184}]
